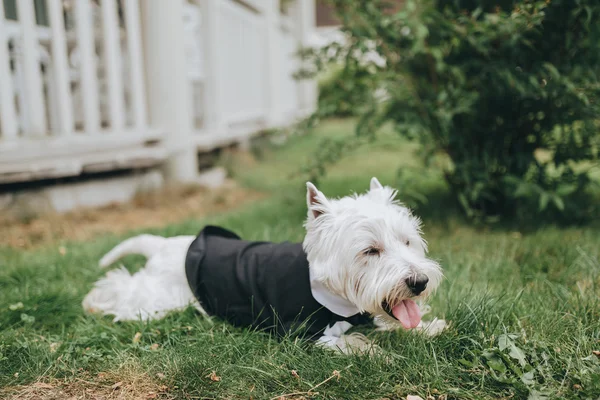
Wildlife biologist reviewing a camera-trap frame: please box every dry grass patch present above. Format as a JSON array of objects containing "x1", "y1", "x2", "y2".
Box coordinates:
[
  {"x1": 1, "y1": 181, "x2": 264, "y2": 249},
  {"x1": 2, "y1": 365, "x2": 173, "y2": 400}
]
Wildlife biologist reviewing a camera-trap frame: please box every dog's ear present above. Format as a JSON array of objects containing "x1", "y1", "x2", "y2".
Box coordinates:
[
  {"x1": 370, "y1": 177, "x2": 383, "y2": 190},
  {"x1": 306, "y1": 182, "x2": 328, "y2": 219}
]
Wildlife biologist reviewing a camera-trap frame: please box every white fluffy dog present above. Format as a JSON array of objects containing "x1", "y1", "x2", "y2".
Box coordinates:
[{"x1": 83, "y1": 178, "x2": 445, "y2": 352}]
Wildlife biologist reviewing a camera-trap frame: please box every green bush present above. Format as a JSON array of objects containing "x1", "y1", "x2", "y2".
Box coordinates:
[
  {"x1": 317, "y1": 64, "x2": 374, "y2": 117},
  {"x1": 303, "y1": 0, "x2": 600, "y2": 221}
]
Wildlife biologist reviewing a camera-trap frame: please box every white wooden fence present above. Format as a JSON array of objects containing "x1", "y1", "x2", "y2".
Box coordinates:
[{"x1": 0, "y1": 0, "x2": 316, "y2": 184}]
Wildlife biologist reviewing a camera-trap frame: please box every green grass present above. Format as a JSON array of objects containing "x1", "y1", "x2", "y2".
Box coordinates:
[{"x1": 1, "y1": 119, "x2": 599, "y2": 399}]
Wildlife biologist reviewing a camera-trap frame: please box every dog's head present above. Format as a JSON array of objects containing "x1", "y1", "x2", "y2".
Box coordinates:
[{"x1": 303, "y1": 177, "x2": 442, "y2": 329}]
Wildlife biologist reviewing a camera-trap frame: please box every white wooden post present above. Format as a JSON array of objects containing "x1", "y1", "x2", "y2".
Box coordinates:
[
  {"x1": 17, "y1": 0, "x2": 47, "y2": 135},
  {"x1": 295, "y1": 0, "x2": 317, "y2": 113},
  {"x1": 141, "y1": 0, "x2": 198, "y2": 182},
  {"x1": 123, "y1": 0, "x2": 147, "y2": 130},
  {"x1": 0, "y1": 1, "x2": 18, "y2": 139},
  {"x1": 48, "y1": 0, "x2": 74, "y2": 135},
  {"x1": 75, "y1": 0, "x2": 100, "y2": 133},
  {"x1": 201, "y1": 0, "x2": 224, "y2": 132},
  {"x1": 264, "y1": 0, "x2": 282, "y2": 126},
  {"x1": 101, "y1": 0, "x2": 125, "y2": 130}
]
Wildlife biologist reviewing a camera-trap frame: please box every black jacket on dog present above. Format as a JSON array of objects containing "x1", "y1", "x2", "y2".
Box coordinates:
[{"x1": 185, "y1": 226, "x2": 371, "y2": 338}]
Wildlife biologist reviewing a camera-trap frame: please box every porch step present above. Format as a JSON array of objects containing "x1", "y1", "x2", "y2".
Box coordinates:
[{"x1": 0, "y1": 145, "x2": 167, "y2": 184}]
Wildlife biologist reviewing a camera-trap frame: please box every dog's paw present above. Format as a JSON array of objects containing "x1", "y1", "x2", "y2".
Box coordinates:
[
  {"x1": 415, "y1": 318, "x2": 448, "y2": 337},
  {"x1": 338, "y1": 333, "x2": 381, "y2": 355},
  {"x1": 373, "y1": 316, "x2": 396, "y2": 331},
  {"x1": 374, "y1": 316, "x2": 449, "y2": 336},
  {"x1": 317, "y1": 333, "x2": 382, "y2": 356},
  {"x1": 82, "y1": 288, "x2": 109, "y2": 315}
]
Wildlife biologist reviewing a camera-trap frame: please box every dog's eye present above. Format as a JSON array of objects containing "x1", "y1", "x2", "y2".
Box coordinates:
[{"x1": 364, "y1": 247, "x2": 380, "y2": 256}]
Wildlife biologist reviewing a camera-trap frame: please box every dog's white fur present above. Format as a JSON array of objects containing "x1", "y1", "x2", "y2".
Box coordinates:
[{"x1": 83, "y1": 178, "x2": 445, "y2": 352}]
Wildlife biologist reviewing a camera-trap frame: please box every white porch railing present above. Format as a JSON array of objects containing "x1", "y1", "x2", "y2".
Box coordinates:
[
  {"x1": 0, "y1": 0, "x2": 316, "y2": 184},
  {"x1": 0, "y1": 0, "x2": 161, "y2": 183}
]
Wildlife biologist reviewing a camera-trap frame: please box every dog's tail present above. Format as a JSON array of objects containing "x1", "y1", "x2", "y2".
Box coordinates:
[{"x1": 99, "y1": 234, "x2": 166, "y2": 268}]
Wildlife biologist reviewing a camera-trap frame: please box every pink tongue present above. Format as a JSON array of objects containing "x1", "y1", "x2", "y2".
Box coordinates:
[{"x1": 391, "y1": 299, "x2": 421, "y2": 329}]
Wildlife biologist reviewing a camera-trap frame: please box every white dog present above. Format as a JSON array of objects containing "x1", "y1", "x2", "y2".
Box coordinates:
[{"x1": 83, "y1": 178, "x2": 445, "y2": 352}]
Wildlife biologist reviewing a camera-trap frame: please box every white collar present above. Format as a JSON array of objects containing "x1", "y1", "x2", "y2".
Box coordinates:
[{"x1": 309, "y1": 270, "x2": 360, "y2": 318}]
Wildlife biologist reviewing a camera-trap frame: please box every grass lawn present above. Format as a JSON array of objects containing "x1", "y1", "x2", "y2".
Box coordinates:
[{"x1": 1, "y1": 119, "x2": 599, "y2": 399}]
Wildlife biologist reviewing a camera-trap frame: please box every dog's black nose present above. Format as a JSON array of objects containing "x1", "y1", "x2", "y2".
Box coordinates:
[{"x1": 406, "y1": 274, "x2": 429, "y2": 295}]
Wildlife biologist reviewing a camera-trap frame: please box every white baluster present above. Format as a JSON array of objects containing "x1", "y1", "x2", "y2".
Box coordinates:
[
  {"x1": 101, "y1": 0, "x2": 124, "y2": 130},
  {"x1": 17, "y1": 0, "x2": 47, "y2": 135},
  {"x1": 123, "y1": 0, "x2": 147, "y2": 129},
  {"x1": 75, "y1": 0, "x2": 100, "y2": 132},
  {"x1": 0, "y1": 1, "x2": 18, "y2": 139},
  {"x1": 48, "y1": 0, "x2": 74, "y2": 135}
]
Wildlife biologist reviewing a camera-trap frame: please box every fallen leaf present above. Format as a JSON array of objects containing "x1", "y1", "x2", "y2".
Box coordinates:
[
  {"x1": 112, "y1": 381, "x2": 123, "y2": 390},
  {"x1": 150, "y1": 343, "x2": 160, "y2": 351},
  {"x1": 146, "y1": 392, "x2": 157, "y2": 399},
  {"x1": 133, "y1": 332, "x2": 142, "y2": 344},
  {"x1": 58, "y1": 246, "x2": 67, "y2": 255},
  {"x1": 291, "y1": 370, "x2": 300, "y2": 379},
  {"x1": 407, "y1": 396, "x2": 424, "y2": 400},
  {"x1": 49, "y1": 342, "x2": 61, "y2": 353},
  {"x1": 332, "y1": 370, "x2": 341, "y2": 380},
  {"x1": 156, "y1": 372, "x2": 166, "y2": 379},
  {"x1": 208, "y1": 371, "x2": 221, "y2": 382},
  {"x1": 592, "y1": 350, "x2": 600, "y2": 358},
  {"x1": 573, "y1": 384, "x2": 582, "y2": 390}
]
